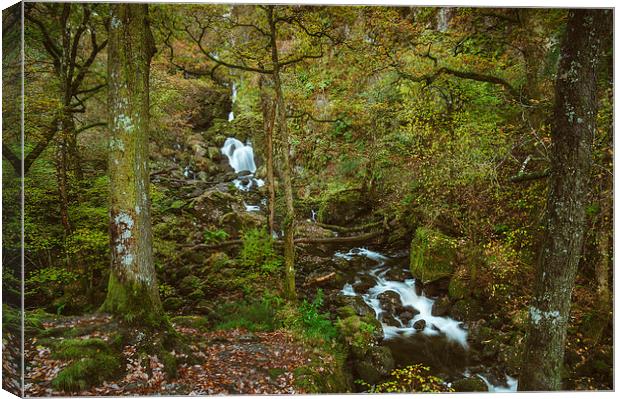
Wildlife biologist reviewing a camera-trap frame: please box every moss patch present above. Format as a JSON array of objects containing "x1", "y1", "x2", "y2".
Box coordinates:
[{"x1": 410, "y1": 227, "x2": 458, "y2": 284}]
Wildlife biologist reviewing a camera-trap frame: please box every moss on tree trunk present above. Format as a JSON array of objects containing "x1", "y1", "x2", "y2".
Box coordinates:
[{"x1": 100, "y1": 3, "x2": 165, "y2": 329}]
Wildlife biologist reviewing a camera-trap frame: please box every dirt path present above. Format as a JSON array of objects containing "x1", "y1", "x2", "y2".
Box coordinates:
[{"x1": 24, "y1": 316, "x2": 312, "y2": 396}]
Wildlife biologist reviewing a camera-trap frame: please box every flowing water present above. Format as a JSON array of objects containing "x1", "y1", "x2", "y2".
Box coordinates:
[{"x1": 334, "y1": 246, "x2": 517, "y2": 392}]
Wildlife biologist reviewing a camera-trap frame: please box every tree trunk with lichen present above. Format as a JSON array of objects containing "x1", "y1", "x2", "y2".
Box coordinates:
[
  {"x1": 268, "y1": 6, "x2": 296, "y2": 300},
  {"x1": 518, "y1": 9, "x2": 610, "y2": 391},
  {"x1": 100, "y1": 4, "x2": 165, "y2": 329},
  {"x1": 259, "y1": 76, "x2": 277, "y2": 235}
]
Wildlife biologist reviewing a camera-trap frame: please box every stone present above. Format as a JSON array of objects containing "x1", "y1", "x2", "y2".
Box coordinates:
[
  {"x1": 377, "y1": 291, "x2": 402, "y2": 314},
  {"x1": 451, "y1": 377, "x2": 488, "y2": 392},
  {"x1": 413, "y1": 319, "x2": 426, "y2": 330}
]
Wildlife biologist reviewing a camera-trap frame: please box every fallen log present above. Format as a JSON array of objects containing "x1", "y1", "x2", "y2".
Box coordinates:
[
  {"x1": 315, "y1": 220, "x2": 383, "y2": 233},
  {"x1": 186, "y1": 229, "x2": 383, "y2": 251},
  {"x1": 304, "y1": 272, "x2": 336, "y2": 287}
]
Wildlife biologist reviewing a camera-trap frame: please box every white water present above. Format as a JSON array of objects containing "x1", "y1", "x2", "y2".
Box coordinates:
[
  {"x1": 337, "y1": 247, "x2": 468, "y2": 348},
  {"x1": 228, "y1": 83, "x2": 237, "y2": 122},
  {"x1": 221, "y1": 138, "x2": 256, "y2": 174},
  {"x1": 478, "y1": 374, "x2": 518, "y2": 392}
]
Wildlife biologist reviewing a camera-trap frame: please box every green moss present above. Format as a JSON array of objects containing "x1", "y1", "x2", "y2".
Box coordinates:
[
  {"x1": 52, "y1": 338, "x2": 111, "y2": 360},
  {"x1": 409, "y1": 227, "x2": 457, "y2": 284},
  {"x1": 451, "y1": 377, "x2": 487, "y2": 392},
  {"x1": 52, "y1": 354, "x2": 121, "y2": 392},
  {"x1": 99, "y1": 273, "x2": 167, "y2": 329}
]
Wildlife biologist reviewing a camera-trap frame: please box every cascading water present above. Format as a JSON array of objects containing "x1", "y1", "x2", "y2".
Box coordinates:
[
  {"x1": 220, "y1": 137, "x2": 264, "y2": 192},
  {"x1": 227, "y1": 83, "x2": 237, "y2": 122},
  {"x1": 221, "y1": 83, "x2": 265, "y2": 193},
  {"x1": 336, "y1": 247, "x2": 468, "y2": 347},
  {"x1": 335, "y1": 246, "x2": 517, "y2": 392}
]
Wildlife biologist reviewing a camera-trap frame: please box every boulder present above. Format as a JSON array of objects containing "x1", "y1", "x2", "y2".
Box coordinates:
[
  {"x1": 377, "y1": 291, "x2": 402, "y2": 314},
  {"x1": 413, "y1": 319, "x2": 426, "y2": 330},
  {"x1": 354, "y1": 346, "x2": 395, "y2": 385},
  {"x1": 409, "y1": 227, "x2": 458, "y2": 284},
  {"x1": 451, "y1": 376, "x2": 488, "y2": 392}
]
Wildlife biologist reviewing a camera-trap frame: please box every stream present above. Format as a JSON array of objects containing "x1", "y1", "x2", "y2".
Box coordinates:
[{"x1": 332, "y1": 245, "x2": 518, "y2": 392}]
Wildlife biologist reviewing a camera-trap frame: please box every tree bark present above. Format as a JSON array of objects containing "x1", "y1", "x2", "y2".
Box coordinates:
[
  {"x1": 100, "y1": 3, "x2": 164, "y2": 328},
  {"x1": 259, "y1": 75, "x2": 277, "y2": 235},
  {"x1": 267, "y1": 6, "x2": 297, "y2": 301},
  {"x1": 518, "y1": 9, "x2": 610, "y2": 391}
]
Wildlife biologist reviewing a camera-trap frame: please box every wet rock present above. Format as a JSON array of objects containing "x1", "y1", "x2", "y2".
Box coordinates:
[
  {"x1": 431, "y1": 296, "x2": 452, "y2": 316},
  {"x1": 384, "y1": 267, "x2": 410, "y2": 281},
  {"x1": 398, "y1": 307, "x2": 419, "y2": 324},
  {"x1": 380, "y1": 314, "x2": 402, "y2": 327},
  {"x1": 377, "y1": 291, "x2": 402, "y2": 314},
  {"x1": 451, "y1": 376, "x2": 488, "y2": 392},
  {"x1": 409, "y1": 227, "x2": 458, "y2": 284},
  {"x1": 422, "y1": 277, "x2": 450, "y2": 297},
  {"x1": 353, "y1": 275, "x2": 377, "y2": 293},
  {"x1": 337, "y1": 296, "x2": 375, "y2": 318},
  {"x1": 413, "y1": 319, "x2": 426, "y2": 330}
]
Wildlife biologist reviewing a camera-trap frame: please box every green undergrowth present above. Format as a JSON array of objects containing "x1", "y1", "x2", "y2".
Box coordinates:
[{"x1": 357, "y1": 364, "x2": 453, "y2": 393}]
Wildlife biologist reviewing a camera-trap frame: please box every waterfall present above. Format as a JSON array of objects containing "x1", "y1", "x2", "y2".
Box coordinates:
[
  {"x1": 228, "y1": 82, "x2": 237, "y2": 122},
  {"x1": 220, "y1": 137, "x2": 264, "y2": 192},
  {"x1": 221, "y1": 138, "x2": 256, "y2": 174},
  {"x1": 438, "y1": 8, "x2": 449, "y2": 32}
]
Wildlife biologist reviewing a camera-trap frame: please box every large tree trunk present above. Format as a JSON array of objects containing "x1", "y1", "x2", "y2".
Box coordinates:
[
  {"x1": 518, "y1": 9, "x2": 610, "y2": 391},
  {"x1": 268, "y1": 6, "x2": 296, "y2": 300},
  {"x1": 100, "y1": 3, "x2": 164, "y2": 328}
]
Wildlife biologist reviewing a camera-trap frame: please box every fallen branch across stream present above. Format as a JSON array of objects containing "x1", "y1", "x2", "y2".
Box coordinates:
[
  {"x1": 315, "y1": 220, "x2": 383, "y2": 233},
  {"x1": 185, "y1": 230, "x2": 383, "y2": 251}
]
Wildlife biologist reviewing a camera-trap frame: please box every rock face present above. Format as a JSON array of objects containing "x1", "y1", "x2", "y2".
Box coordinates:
[
  {"x1": 409, "y1": 227, "x2": 458, "y2": 284},
  {"x1": 317, "y1": 188, "x2": 368, "y2": 226},
  {"x1": 188, "y1": 86, "x2": 230, "y2": 130}
]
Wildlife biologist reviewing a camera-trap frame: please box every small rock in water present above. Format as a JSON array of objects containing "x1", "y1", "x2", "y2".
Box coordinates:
[
  {"x1": 398, "y1": 307, "x2": 419, "y2": 324},
  {"x1": 413, "y1": 319, "x2": 426, "y2": 330},
  {"x1": 378, "y1": 291, "x2": 402, "y2": 313}
]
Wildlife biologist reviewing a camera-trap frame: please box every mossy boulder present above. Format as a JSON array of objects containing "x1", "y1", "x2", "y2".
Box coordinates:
[
  {"x1": 337, "y1": 315, "x2": 380, "y2": 358},
  {"x1": 451, "y1": 376, "x2": 488, "y2": 392},
  {"x1": 51, "y1": 338, "x2": 123, "y2": 393},
  {"x1": 410, "y1": 227, "x2": 458, "y2": 284},
  {"x1": 354, "y1": 346, "x2": 395, "y2": 385},
  {"x1": 317, "y1": 188, "x2": 368, "y2": 226}
]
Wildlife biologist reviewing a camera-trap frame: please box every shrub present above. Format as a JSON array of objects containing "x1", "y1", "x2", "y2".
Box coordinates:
[
  {"x1": 239, "y1": 228, "x2": 281, "y2": 275},
  {"x1": 357, "y1": 364, "x2": 452, "y2": 393}
]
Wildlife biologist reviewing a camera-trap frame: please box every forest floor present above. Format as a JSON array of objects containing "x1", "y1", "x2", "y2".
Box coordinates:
[{"x1": 24, "y1": 314, "x2": 313, "y2": 396}]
